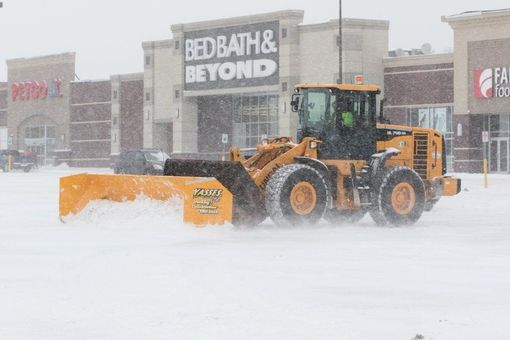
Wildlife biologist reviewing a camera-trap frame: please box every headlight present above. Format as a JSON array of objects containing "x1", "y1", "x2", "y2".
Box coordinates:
[
  {"x1": 153, "y1": 164, "x2": 163, "y2": 170},
  {"x1": 309, "y1": 141, "x2": 319, "y2": 149}
]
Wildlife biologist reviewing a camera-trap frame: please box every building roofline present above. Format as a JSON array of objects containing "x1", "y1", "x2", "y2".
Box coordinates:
[
  {"x1": 300, "y1": 17, "x2": 389, "y2": 32},
  {"x1": 171, "y1": 10, "x2": 304, "y2": 33},
  {"x1": 110, "y1": 72, "x2": 144, "y2": 82},
  {"x1": 70, "y1": 79, "x2": 110, "y2": 84},
  {"x1": 383, "y1": 53, "x2": 454, "y2": 67},
  {"x1": 383, "y1": 53, "x2": 453, "y2": 64},
  {"x1": 442, "y1": 8, "x2": 510, "y2": 23},
  {"x1": 6, "y1": 52, "x2": 76, "y2": 67},
  {"x1": 142, "y1": 39, "x2": 173, "y2": 50}
]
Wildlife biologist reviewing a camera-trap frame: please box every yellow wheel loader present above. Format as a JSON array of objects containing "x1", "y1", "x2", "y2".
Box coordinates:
[{"x1": 59, "y1": 83, "x2": 460, "y2": 227}]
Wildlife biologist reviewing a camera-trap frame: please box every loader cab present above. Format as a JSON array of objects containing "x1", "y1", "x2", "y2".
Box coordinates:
[{"x1": 293, "y1": 84, "x2": 380, "y2": 160}]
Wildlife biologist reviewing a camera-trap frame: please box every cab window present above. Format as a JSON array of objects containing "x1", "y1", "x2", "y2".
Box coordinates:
[
  {"x1": 299, "y1": 89, "x2": 334, "y2": 129},
  {"x1": 337, "y1": 91, "x2": 374, "y2": 128},
  {"x1": 306, "y1": 91, "x2": 327, "y2": 124}
]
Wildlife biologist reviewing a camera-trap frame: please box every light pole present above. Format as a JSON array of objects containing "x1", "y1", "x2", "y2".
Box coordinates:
[{"x1": 338, "y1": 0, "x2": 343, "y2": 84}]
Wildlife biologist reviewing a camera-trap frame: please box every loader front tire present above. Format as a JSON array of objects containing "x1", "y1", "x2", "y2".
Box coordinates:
[
  {"x1": 370, "y1": 166, "x2": 425, "y2": 226},
  {"x1": 265, "y1": 164, "x2": 329, "y2": 226}
]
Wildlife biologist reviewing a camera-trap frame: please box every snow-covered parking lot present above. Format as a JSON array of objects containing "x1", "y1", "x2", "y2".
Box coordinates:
[{"x1": 1, "y1": 167, "x2": 509, "y2": 340}]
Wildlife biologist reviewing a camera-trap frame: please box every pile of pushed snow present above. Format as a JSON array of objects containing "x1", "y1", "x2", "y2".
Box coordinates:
[
  {"x1": 53, "y1": 162, "x2": 70, "y2": 169},
  {"x1": 64, "y1": 196, "x2": 235, "y2": 233},
  {"x1": 65, "y1": 196, "x2": 184, "y2": 228}
]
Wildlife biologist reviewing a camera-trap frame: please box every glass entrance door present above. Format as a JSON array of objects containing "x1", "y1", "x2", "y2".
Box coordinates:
[
  {"x1": 24, "y1": 125, "x2": 56, "y2": 166},
  {"x1": 489, "y1": 138, "x2": 509, "y2": 173},
  {"x1": 27, "y1": 145, "x2": 45, "y2": 166}
]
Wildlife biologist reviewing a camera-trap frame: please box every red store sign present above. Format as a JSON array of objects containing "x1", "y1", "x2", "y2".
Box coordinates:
[
  {"x1": 474, "y1": 67, "x2": 510, "y2": 100},
  {"x1": 11, "y1": 79, "x2": 63, "y2": 101}
]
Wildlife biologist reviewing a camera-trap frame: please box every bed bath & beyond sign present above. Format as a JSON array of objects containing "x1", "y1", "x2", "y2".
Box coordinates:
[{"x1": 184, "y1": 21, "x2": 280, "y2": 90}]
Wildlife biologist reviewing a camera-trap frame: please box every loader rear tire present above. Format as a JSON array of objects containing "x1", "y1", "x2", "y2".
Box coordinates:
[
  {"x1": 370, "y1": 166, "x2": 425, "y2": 226},
  {"x1": 265, "y1": 164, "x2": 329, "y2": 226}
]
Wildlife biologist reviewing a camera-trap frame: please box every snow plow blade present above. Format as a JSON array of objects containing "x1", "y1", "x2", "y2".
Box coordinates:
[
  {"x1": 164, "y1": 159, "x2": 266, "y2": 226},
  {"x1": 59, "y1": 174, "x2": 233, "y2": 225}
]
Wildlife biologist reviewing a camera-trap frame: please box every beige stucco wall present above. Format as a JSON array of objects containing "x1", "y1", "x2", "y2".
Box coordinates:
[
  {"x1": 144, "y1": 11, "x2": 389, "y2": 154},
  {"x1": 443, "y1": 11, "x2": 510, "y2": 115},
  {"x1": 299, "y1": 19, "x2": 389, "y2": 89},
  {"x1": 142, "y1": 38, "x2": 184, "y2": 151},
  {"x1": 277, "y1": 14, "x2": 303, "y2": 138},
  {"x1": 6, "y1": 53, "x2": 75, "y2": 151}
]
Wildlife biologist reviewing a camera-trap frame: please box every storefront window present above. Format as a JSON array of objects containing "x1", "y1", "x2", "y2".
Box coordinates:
[
  {"x1": 489, "y1": 114, "x2": 510, "y2": 138},
  {"x1": 233, "y1": 94, "x2": 279, "y2": 148},
  {"x1": 23, "y1": 125, "x2": 57, "y2": 166},
  {"x1": 418, "y1": 108, "x2": 429, "y2": 128},
  {"x1": 25, "y1": 125, "x2": 56, "y2": 139},
  {"x1": 487, "y1": 114, "x2": 509, "y2": 173}
]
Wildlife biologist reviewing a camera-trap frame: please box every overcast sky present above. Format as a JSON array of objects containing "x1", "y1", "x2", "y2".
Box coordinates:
[{"x1": 1, "y1": 0, "x2": 509, "y2": 81}]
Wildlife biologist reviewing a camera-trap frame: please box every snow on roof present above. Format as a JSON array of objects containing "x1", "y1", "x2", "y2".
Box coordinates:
[
  {"x1": 70, "y1": 79, "x2": 110, "y2": 83},
  {"x1": 444, "y1": 8, "x2": 510, "y2": 21}
]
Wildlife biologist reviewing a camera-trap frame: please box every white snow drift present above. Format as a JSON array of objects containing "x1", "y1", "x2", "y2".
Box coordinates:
[{"x1": 0, "y1": 167, "x2": 509, "y2": 340}]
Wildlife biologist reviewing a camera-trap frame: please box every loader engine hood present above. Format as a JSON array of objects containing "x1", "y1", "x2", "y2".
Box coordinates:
[{"x1": 376, "y1": 124, "x2": 413, "y2": 140}]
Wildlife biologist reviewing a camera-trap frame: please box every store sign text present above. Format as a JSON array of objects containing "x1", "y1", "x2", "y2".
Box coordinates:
[
  {"x1": 11, "y1": 79, "x2": 63, "y2": 102},
  {"x1": 474, "y1": 67, "x2": 510, "y2": 99},
  {"x1": 184, "y1": 21, "x2": 279, "y2": 90}
]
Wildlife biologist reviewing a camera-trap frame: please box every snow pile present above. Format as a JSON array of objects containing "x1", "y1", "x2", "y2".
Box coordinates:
[
  {"x1": 65, "y1": 196, "x2": 184, "y2": 228},
  {"x1": 65, "y1": 195, "x2": 235, "y2": 240},
  {"x1": 53, "y1": 162, "x2": 70, "y2": 169}
]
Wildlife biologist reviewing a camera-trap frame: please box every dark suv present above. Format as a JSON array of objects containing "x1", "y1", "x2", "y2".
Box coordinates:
[
  {"x1": 1, "y1": 150, "x2": 35, "y2": 172},
  {"x1": 114, "y1": 149, "x2": 170, "y2": 175}
]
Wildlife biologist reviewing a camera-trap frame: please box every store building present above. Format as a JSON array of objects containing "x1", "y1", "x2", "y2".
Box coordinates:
[
  {"x1": 443, "y1": 9, "x2": 510, "y2": 174},
  {"x1": 6, "y1": 9, "x2": 508, "y2": 173},
  {"x1": 384, "y1": 9, "x2": 510, "y2": 174},
  {"x1": 3, "y1": 53, "x2": 143, "y2": 166},
  {"x1": 6, "y1": 53, "x2": 75, "y2": 165},
  {"x1": 142, "y1": 10, "x2": 389, "y2": 158}
]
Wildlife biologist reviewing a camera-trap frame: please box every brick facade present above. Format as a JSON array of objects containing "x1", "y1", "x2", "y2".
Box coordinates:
[
  {"x1": 69, "y1": 80, "x2": 112, "y2": 167},
  {"x1": 383, "y1": 56, "x2": 454, "y2": 125},
  {"x1": 119, "y1": 79, "x2": 143, "y2": 151}
]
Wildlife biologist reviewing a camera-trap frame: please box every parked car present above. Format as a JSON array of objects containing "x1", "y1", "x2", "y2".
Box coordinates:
[
  {"x1": 0, "y1": 150, "x2": 35, "y2": 172},
  {"x1": 114, "y1": 149, "x2": 170, "y2": 175}
]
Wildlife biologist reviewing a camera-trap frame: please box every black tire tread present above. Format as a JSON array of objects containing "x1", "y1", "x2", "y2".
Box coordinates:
[
  {"x1": 370, "y1": 166, "x2": 425, "y2": 226},
  {"x1": 265, "y1": 164, "x2": 329, "y2": 226}
]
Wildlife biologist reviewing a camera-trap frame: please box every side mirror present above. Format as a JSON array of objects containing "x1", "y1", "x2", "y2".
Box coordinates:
[{"x1": 290, "y1": 94, "x2": 300, "y2": 112}]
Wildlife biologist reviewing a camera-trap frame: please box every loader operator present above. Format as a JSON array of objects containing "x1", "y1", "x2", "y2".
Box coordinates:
[
  {"x1": 341, "y1": 109, "x2": 354, "y2": 128},
  {"x1": 338, "y1": 97, "x2": 354, "y2": 129}
]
